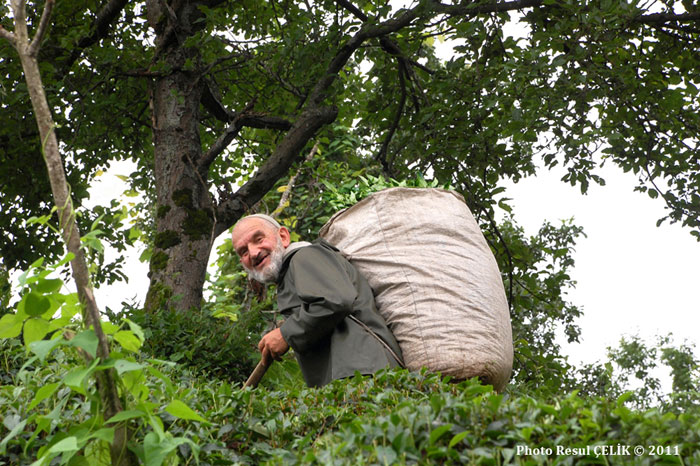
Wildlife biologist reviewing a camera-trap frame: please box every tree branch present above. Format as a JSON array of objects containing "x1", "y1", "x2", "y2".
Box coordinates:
[
  {"x1": 214, "y1": 1, "x2": 446, "y2": 233},
  {"x1": 201, "y1": 80, "x2": 233, "y2": 122},
  {"x1": 272, "y1": 142, "x2": 319, "y2": 217},
  {"x1": 637, "y1": 10, "x2": 700, "y2": 24},
  {"x1": 336, "y1": 0, "x2": 435, "y2": 74},
  {"x1": 200, "y1": 120, "x2": 244, "y2": 172},
  {"x1": 429, "y1": 0, "x2": 700, "y2": 25},
  {"x1": 307, "y1": 7, "x2": 423, "y2": 107},
  {"x1": 0, "y1": 25, "x2": 16, "y2": 46},
  {"x1": 215, "y1": 106, "x2": 338, "y2": 235},
  {"x1": 429, "y1": 0, "x2": 544, "y2": 16},
  {"x1": 336, "y1": 0, "x2": 366, "y2": 21},
  {"x1": 200, "y1": 112, "x2": 293, "y2": 174},
  {"x1": 59, "y1": 0, "x2": 129, "y2": 75},
  {"x1": 375, "y1": 62, "x2": 407, "y2": 176},
  {"x1": 239, "y1": 113, "x2": 293, "y2": 131},
  {"x1": 200, "y1": 78, "x2": 294, "y2": 130},
  {"x1": 28, "y1": 0, "x2": 55, "y2": 57}
]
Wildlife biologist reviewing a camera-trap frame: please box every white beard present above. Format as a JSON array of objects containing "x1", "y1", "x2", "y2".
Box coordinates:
[{"x1": 244, "y1": 237, "x2": 286, "y2": 284}]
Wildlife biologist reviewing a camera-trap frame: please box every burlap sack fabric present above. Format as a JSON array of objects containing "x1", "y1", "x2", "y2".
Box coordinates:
[{"x1": 319, "y1": 187, "x2": 513, "y2": 391}]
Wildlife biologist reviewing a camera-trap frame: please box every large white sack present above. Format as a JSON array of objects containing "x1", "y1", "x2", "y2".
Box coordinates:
[{"x1": 319, "y1": 187, "x2": 513, "y2": 391}]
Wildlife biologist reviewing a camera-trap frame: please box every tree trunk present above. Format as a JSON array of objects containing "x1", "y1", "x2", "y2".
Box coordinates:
[
  {"x1": 144, "y1": 0, "x2": 214, "y2": 313},
  {"x1": 3, "y1": 2, "x2": 135, "y2": 464}
]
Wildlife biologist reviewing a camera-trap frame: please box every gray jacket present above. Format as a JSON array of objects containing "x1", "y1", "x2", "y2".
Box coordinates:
[{"x1": 278, "y1": 239, "x2": 403, "y2": 387}]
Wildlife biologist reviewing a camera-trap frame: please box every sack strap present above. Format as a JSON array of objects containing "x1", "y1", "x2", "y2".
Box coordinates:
[{"x1": 348, "y1": 315, "x2": 405, "y2": 368}]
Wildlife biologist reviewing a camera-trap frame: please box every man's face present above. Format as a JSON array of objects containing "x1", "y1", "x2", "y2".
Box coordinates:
[{"x1": 232, "y1": 218, "x2": 290, "y2": 283}]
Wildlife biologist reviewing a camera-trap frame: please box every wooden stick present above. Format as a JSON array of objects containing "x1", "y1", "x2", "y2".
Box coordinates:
[{"x1": 243, "y1": 358, "x2": 272, "y2": 388}]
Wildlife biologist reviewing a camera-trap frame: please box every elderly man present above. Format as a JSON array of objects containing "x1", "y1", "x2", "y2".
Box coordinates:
[{"x1": 231, "y1": 214, "x2": 403, "y2": 387}]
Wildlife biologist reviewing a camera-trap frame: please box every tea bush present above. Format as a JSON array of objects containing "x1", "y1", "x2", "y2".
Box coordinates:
[
  {"x1": 122, "y1": 305, "x2": 265, "y2": 384},
  {"x1": 3, "y1": 332, "x2": 699, "y2": 466}
]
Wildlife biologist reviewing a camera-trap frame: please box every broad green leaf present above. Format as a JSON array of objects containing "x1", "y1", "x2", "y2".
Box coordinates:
[
  {"x1": 67, "y1": 329, "x2": 99, "y2": 359},
  {"x1": 64, "y1": 359, "x2": 99, "y2": 394},
  {"x1": 0, "y1": 314, "x2": 23, "y2": 339},
  {"x1": 23, "y1": 318, "x2": 51, "y2": 347},
  {"x1": 47, "y1": 436, "x2": 78, "y2": 453},
  {"x1": 28, "y1": 382, "x2": 61, "y2": 411},
  {"x1": 143, "y1": 432, "x2": 179, "y2": 466},
  {"x1": 146, "y1": 366, "x2": 174, "y2": 394},
  {"x1": 128, "y1": 226, "x2": 141, "y2": 240},
  {"x1": 106, "y1": 410, "x2": 146, "y2": 424},
  {"x1": 124, "y1": 318, "x2": 145, "y2": 342},
  {"x1": 114, "y1": 359, "x2": 146, "y2": 375},
  {"x1": 34, "y1": 278, "x2": 63, "y2": 294},
  {"x1": 29, "y1": 338, "x2": 64, "y2": 361},
  {"x1": 165, "y1": 400, "x2": 209, "y2": 423},
  {"x1": 100, "y1": 320, "x2": 120, "y2": 335},
  {"x1": 27, "y1": 214, "x2": 52, "y2": 225},
  {"x1": 88, "y1": 427, "x2": 115, "y2": 443},
  {"x1": 24, "y1": 291, "x2": 51, "y2": 317},
  {"x1": 375, "y1": 446, "x2": 397, "y2": 465},
  {"x1": 114, "y1": 330, "x2": 141, "y2": 352}
]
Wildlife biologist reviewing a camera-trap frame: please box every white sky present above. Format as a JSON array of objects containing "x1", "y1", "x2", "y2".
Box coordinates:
[{"x1": 502, "y1": 163, "x2": 700, "y2": 366}]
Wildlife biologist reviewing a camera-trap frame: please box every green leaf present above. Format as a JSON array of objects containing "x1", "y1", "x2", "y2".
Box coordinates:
[
  {"x1": 47, "y1": 436, "x2": 79, "y2": 453},
  {"x1": 56, "y1": 252, "x2": 75, "y2": 267},
  {"x1": 23, "y1": 318, "x2": 51, "y2": 347},
  {"x1": 106, "y1": 410, "x2": 146, "y2": 424},
  {"x1": 28, "y1": 382, "x2": 61, "y2": 411},
  {"x1": 143, "y1": 432, "x2": 186, "y2": 466},
  {"x1": 29, "y1": 338, "x2": 64, "y2": 361},
  {"x1": 113, "y1": 359, "x2": 146, "y2": 375},
  {"x1": 165, "y1": 400, "x2": 209, "y2": 423},
  {"x1": 617, "y1": 391, "x2": 634, "y2": 407},
  {"x1": 34, "y1": 278, "x2": 63, "y2": 294},
  {"x1": 429, "y1": 424, "x2": 453, "y2": 445},
  {"x1": 0, "y1": 314, "x2": 23, "y2": 339},
  {"x1": 124, "y1": 318, "x2": 145, "y2": 343},
  {"x1": 89, "y1": 427, "x2": 115, "y2": 443},
  {"x1": 448, "y1": 431, "x2": 469, "y2": 448},
  {"x1": 67, "y1": 329, "x2": 99, "y2": 359},
  {"x1": 24, "y1": 291, "x2": 51, "y2": 317},
  {"x1": 0, "y1": 419, "x2": 27, "y2": 454},
  {"x1": 100, "y1": 320, "x2": 120, "y2": 335},
  {"x1": 63, "y1": 359, "x2": 99, "y2": 394},
  {"x1": 114, "y1": 330, "x2": 142, "y2": 352}
]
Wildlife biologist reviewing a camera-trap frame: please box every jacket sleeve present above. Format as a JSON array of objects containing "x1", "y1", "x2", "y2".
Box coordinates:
[{"x1": 279, "y1": 246, "x2": 356, "y2": 354}]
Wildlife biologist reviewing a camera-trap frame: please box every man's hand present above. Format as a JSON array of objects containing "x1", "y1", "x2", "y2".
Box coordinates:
[{"x1": 258, "y1": 328, "x2": 290, "y2": 365}]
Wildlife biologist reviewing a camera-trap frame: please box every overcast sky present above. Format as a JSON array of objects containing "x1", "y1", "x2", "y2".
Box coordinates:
[{"x1": 502, "y1": 163, "x2": 700, "y2": 366}]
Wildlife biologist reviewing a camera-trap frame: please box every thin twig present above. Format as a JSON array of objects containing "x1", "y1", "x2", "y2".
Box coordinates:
[
  {"x1": 28, "y1": 0, "x2": 55, "y2": 57},
  {"x1": 273, "y1": 142, "x2": 320, "y2": 218},
  {"x1": 375, "y1": 62, "x2": 407, "y2": 175}
]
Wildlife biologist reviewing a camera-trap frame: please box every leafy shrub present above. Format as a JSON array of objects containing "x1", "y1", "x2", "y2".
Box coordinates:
[
  {"x1": 3, "y1": 332, "x2": 700, "y2": 465},
  {"x1": 122, "y1": 304, "x2": 266, "y2": 384},
  {"x1": 0, "y1": 338, "x2": 26, "y2": 386}
]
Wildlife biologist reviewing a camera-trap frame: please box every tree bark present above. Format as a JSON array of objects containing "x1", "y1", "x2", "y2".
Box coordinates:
[{"x1": 143, "y1": 0, "x2": 216, "y2": 313}]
